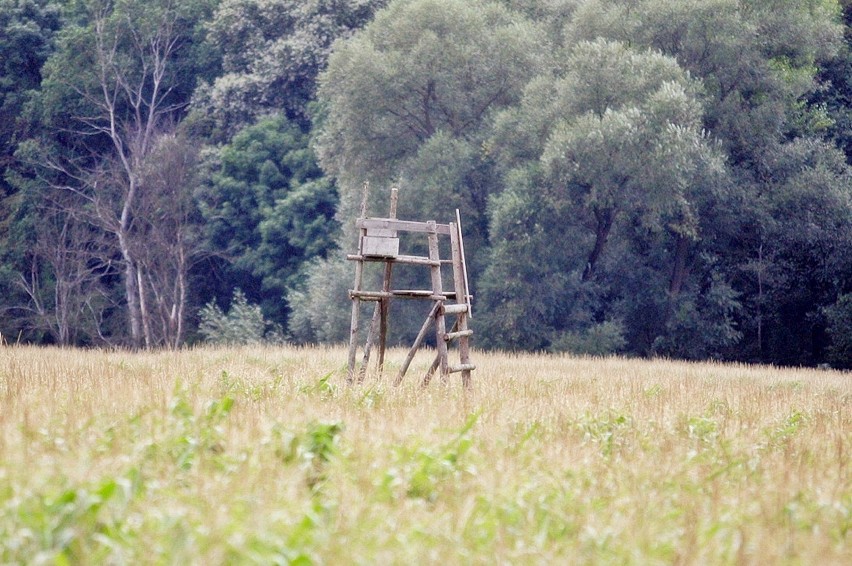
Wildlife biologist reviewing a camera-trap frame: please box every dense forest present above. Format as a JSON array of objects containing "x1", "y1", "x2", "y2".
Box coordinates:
[{"x1": 2, "y1": 0, "x2": 852, "y2": 367}]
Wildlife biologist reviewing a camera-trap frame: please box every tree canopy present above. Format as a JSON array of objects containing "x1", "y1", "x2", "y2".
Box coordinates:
[{"x1": 1, "y1": 0, "x2": 851, "y2": 367}]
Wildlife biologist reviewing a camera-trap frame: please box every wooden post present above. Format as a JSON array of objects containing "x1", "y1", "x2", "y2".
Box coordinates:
[
  {"x1": 450, "y1": 220, "x2": 473, "y2": 388},
  {"x1": 427, "y1": 221, "x2": 449, "y2": 380},
  {"x1": 378, "y1": 187, "x2": 398, "y2": 371},
  {"x1": 358, "y1": 187, "x2": 398, "y2": 382},
  {"x1": 395, "y1": 300, "x2": 441, "y2": 385},
  {"x1": 347, "y1": 182, "x2": 370, "y2": 382}
]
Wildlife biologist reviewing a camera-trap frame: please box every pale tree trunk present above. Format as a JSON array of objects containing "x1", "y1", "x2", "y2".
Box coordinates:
[
  {"x1": 118, "y1": 234, "x2": 144, "y2": 348},
  {"x1": 90, "y1": 6, "x2": 179, "y2": 348},
  {"x1": 136, "y1": 266, "x2": 153, "y2": 349},
  {"x1": 30, "y1": 3, "x2": 197, "y2": 349}
]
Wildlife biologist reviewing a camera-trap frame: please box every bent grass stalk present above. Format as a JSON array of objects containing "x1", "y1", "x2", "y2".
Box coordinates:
[{"x1": 0, "y1": 345, "x2": 849, "y2": 564}]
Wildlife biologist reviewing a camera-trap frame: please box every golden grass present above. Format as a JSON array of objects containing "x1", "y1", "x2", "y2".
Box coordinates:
[{"x1": 0, "y1": 345, "x2": 849, "y2": 564}]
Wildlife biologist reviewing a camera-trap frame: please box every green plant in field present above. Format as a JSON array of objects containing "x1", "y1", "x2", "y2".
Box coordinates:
[
  {"x1": 1, "y1": 473, "x2": 144, "y2": 564},
  {"x1": 165, "y1": 387, "x2": 235, "y2": 471},
  {"x1": 578, "y1": 411, "x2": 632, "y2": 457},
  {"x1": 685, "y1": 415, "x2": 719, "y2": 444},
  {"x1": 298, "y1": 371, "x2": 336, "y2": 398},
  {"x1": 274, "y1": 421, "x2": 344, "y2": 491},
  {"x1": 380, "y1": 412, "x2": 480, "y2": 502},
  {"x1": 763, "y1": 409, "x2": 809, "y2": 449}
]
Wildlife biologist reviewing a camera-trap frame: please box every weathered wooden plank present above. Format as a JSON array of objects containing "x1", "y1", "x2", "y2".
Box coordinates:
[
  {"x1": 394, "y1": 301, "x2": 441, "y2": 385},
  {"x1": 357, "y1": 217, "x2": 452, "y2": 235},
  {"x1": 427, "y1": 221, "x2": 449, "y2": 380},
  {"x1": 362, "y1": 236, "x2": 399, "y2": 257},
  {"x1": 346, "y1": 254, "x2": 440, "y2": 266}
]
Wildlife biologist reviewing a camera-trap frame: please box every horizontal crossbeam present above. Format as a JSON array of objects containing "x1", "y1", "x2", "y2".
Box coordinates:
[{"x1": 357, "y1": 217, "x2": 452, "y2": 235}]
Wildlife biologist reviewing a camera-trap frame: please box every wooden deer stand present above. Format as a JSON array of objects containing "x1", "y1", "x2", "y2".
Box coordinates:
[{"x1": 346, "y1": 187, "x2": 474, "y2": 387}]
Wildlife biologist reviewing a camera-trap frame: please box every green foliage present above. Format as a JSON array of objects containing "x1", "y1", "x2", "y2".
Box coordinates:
[
  {"x1": 198, "y1": 289, "x2": 284, "y2": 345},
  {"x1": 550, "y1": 320, "x2": 627, "y2": 357},
  {"x1": 0, "y1": 0, "x2": 850, "y2": 365},
  {"x1": 0, "y1": 0, "x2": 61, "y2": 185},
  {"x1": 274, "y1": 420, "x2": 344, "y2": 490},
  {"x1": 652, "y1": 276, "x2": 743, "y2": 360},
  {"x1": 195, "y1": 0, "x2": 388, "y2": 135},
  {"x1": 315, "y1": 0, "x2": 545, "y2": 213},
  {"x1": 198, "y1": 114, "x2": 338, "y2": 324},
  {"x1": 379, "y1": 412, "x2": 479, "y2": 502},
  {"x1": 824, "y1": 293, "x2": 852, "y2": 368}
]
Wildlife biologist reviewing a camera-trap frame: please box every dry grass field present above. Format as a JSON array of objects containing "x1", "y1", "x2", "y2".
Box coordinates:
[{"x1": 0, "y1": 344, "x2": 849, "y2": 564}]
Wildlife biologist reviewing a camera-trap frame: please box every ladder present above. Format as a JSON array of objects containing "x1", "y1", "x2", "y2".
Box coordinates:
[{"x1": 346, "y1": 191, "x2": 474, "y2": 388}]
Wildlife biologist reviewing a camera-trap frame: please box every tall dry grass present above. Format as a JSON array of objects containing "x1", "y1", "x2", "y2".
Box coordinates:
[{"x1": 0, "y1": 345, "x2": 849, "y2": 564}]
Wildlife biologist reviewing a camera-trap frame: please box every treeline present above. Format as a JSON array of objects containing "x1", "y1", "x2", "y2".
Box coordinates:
[{"x1": 2, "y1": 0, "x2": 852, "y2": 368}]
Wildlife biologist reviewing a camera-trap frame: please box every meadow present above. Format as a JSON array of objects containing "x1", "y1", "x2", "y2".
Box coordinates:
[{"x1": 0, "y1": 345, "x2": 849, "y2": 564}]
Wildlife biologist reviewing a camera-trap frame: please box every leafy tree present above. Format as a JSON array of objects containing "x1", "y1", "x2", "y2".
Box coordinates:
[
  {"x1": 0, "y1": 0, "x2": 64, "y2": 341},
  {"x1": 18, "y1": 0, "x2": 215, "y2": 348},
  {"x1": 197, "y1": 114, "x2": 338, "y2": 325},
  {"x1": 198, "y1": 288, "x2": 284, "y2": 345},
  {"x1": 479, "y1": 0, "x2": 850, "y2": 363},
  {"x1": 0, "y1": 0, "x2": 61, "y2": 188},
  {"x1": 479, "y1": 39, "x2": 726, "y2": 352},
  {"x1": 192, "y1": 0, "x2": 388, "y2": 138},
  {"x1": 824, "y1": 293, "x2": 852, "y2": 368},
  {"x1": 293, "y1": 0, "x2": 545, "y2": 342}
]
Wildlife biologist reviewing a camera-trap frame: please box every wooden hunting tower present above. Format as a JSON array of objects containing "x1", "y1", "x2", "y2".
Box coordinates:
[{"x1": 346, "y1": 187, "x2": 474, "y2": 387}]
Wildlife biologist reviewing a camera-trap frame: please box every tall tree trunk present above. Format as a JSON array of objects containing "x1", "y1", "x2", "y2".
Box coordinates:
[
  {"x1": 582, "y1": 207, "x2": 614, "y2": 282},
  {"x1": 121, "y1": 250, "x2": 143, "y2": 349},
  {"x1": 137, "y1": 266, "x2": 152, "y2": 349},
  {"x1": 174, "y1": 246, "x2": 187, "y2": 349},
  {"x1": 669, "y1": 234, "x2": 690, "y2": 297}
]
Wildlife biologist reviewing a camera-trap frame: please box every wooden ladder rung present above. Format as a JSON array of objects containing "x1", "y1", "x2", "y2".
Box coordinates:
[
  {"x1": 393, "y1": 290, "x2": 457, "y2": 298},
  {"x1": 442, "y1": 304, "x2": 469, "y2": 314},
  {"x1": 346, "y1": 254, "x2": 440, "y2": 266},
  {"x1": 449, "y1": 364, "x2": 476, "y2": 373},
  {"x1": 350, "y1": 290, "x2": 458, "y2": 300},
  {"x1": 444, "y1": 329, "x2": 473, "y2": 341}
]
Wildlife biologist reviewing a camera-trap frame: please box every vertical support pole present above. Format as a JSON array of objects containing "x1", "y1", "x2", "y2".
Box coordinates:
[
  {"x1": 347, "y1": 182, "x2": 370, "y2": 383},
  {"x1": 450, "y1": 222, "x2": 473, "y2": 388},
  {"x1": 427, "y1": 221, "x2": 449, "y2": 381},
  {"x1": 359, "y1": 187, "x2": 398, "y2": 382},
  {"x1": 378, "y1": 187, "x2": 398, "y2": 371}
]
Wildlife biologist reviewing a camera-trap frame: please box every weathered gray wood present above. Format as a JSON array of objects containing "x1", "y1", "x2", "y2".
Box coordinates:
[
  {"x1": 444, "y1": 329, "x2": 474, "y2": 341},
  {"x1": 349, "y1": 290, "x2": 458, "y2": 300},
  {"x1": 455, "y1": 209, "x2": 473, "y2": 318},
  {"x1": 394, "y1": 301, "x2": 441, "y2": 385},
  {"x1": 357, "y1": 218, "x2": 452, "y2": 235},
  {"x1": 422, "y1": 351, "x2": 441, "y2": 387},
  {"x1": 346, "y1": 254, "x2": 440, "y2": 267},
  {"x1": 347, "y1": 185, "x2": 370, "y2": 383},
  {"x1": 365, "y1": 227, "x2": 397, "y2": 238},
  {"x1": 442, "y1": 303, "x2": 469, "y2": 314},
  {"x1": 358, "y1": 302, "x2": 381, "y2": 383},
  {"x1": 427, "y1": 221, "x2": 449, "y2": 381},
  {"x1": 360, "y1": 187, "x2": 400, "y2": 379},
  {"x1": 362, "y1": 236, "x2": 399, "y2": 257},
  {"x1": 347, "y1": 253, "x2": 365, "y2": 381},
  {"x1": 449, "y1": 364, "x2": 477, "y2": 373},
  {"x1": 378, "y1": 188, "x2": 398, "y2": 373},
  {"x1": 450, "y1": 218, "x2": 473, "y2": 388}
]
